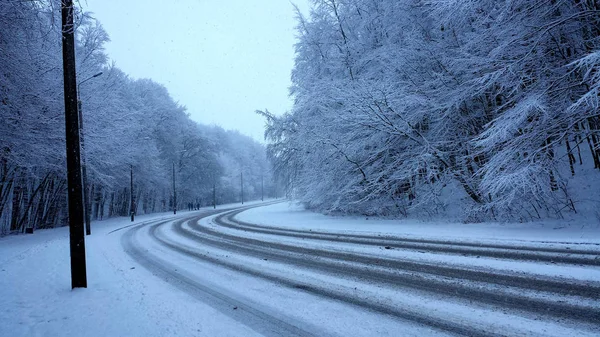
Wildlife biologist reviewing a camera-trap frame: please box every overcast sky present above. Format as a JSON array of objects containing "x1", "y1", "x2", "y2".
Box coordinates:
[{"x1": 82, "y1": 0, "x2": 311, "y2": 142}]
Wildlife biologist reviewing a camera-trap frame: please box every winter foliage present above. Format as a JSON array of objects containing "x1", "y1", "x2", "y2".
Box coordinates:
[
  {"x1": 0, "y1": 1, "x2": 273, "y2": 234},
  {"x1": 262, "y1": 0, "x2": 600, "y2": 221}
]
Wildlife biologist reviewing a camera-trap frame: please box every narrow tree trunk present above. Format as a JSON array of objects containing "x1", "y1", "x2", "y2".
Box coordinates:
[
  {"x1": 565, "y1": 135, "x2": 576, "y2": 176},
  {"x1": 585, "y1": 126, "x2": 600, "y2": 169},
  {"x1": 16, "y1": 174, "x2": 50, "y2": 231},
  {"x1": 574, "y1": 122, "x2": 584, "y2": 165},
  {"x1": 108, "y1": 192, "x2": 115, "y2": 217},
  {"x1": 544, "y1": 138, "x2": 558, "y2": 191},
  {"x1": 588, "y1": 117, "x2": 600, "y2": 168}
]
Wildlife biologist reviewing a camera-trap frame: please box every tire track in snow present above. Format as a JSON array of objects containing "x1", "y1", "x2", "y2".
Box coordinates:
[
  {"x1": 120, "y1": 207, "x2": 323, "y2": 337},
  {"x1": 148, "y1": 216, "x2": 503, "y2": 337},
  {"x1": 173, "y1": 211, "x2": 600, "y2": 325},
  {"x1": 225, "y1": 209, "x2": 600, "y2": 266},
  {"x1": 119, "y1": 204, "x2": 600, "y2": 336},
  {"x1": 207, "y1": 212, "x2": 600, "y2": 299}
]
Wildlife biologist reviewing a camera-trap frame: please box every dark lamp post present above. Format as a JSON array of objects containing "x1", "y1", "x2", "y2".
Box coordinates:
[
  {"x1": 130, "y1": 165, "x2": 135, "y2": 222},
  {"x1": 173, "y1": 162, "x2": 177, "y2": 214},
  {"x1": 78, "y1": 71, "x2": 103, "y2": 236}
]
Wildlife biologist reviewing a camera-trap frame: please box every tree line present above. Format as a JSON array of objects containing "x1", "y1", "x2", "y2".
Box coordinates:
[
  {"x1": 0, "y1": 1, "x2": 273, "y2": 234},
  {"x1": 261, "y1": 0, "x2": 600, "y2": 221}
]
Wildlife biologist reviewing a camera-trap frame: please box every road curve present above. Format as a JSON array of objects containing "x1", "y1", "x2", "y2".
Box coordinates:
[
  {"x1": 225, "y1": 209, "x2": 600, "y2": 265},
  {"x1": 120, "y1": 206, "x2": 324, "y2": 337},
  {"x1": 119, "y1": 203, "x2": 600, "y2": 336}
]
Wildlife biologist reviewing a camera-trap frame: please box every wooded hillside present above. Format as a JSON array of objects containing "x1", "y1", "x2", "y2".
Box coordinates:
[
  {"x1": 0, "y1": 1, "x2": 272, "y2": 234},
  {"x1": 262, "y1": 0, "x2": 600, "y2": 221}
]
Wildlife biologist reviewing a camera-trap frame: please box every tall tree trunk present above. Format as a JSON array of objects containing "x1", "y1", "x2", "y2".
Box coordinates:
[
  {"x1": 544, "y1": 138, "x2": 559, "y2": 191},
  {"x1": 565, "y1": 135, "x2": 576, "y2": 176},
  {"x1": 108, "y1": 192, "x2": 115, "y2": 217},
  {"x1": 588, "y1": 117, "x2": 600, "y2": 168},
  {"x1": 16, "y1": 173, "x2": 50, "y2": 231}
]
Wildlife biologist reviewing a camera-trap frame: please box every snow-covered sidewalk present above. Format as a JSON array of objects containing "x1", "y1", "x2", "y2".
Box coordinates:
[{"x1": 0, "y1": 203, "x2": 266, "y2": 337}]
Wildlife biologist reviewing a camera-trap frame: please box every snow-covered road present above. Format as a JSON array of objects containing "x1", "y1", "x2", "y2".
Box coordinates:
[{"x1": 2, "y1": 201, "x2": 599, "y2": 336}]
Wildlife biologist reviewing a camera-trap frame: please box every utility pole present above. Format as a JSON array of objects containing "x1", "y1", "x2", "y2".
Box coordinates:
[
  {"x1": 241, "y1": 172, "x2": 244, "y2": 204},
  {"x1": 213, "y1": 180, "x2": 216, "y2": 209},
  {"x1": 130, "y1": 164, "x2": 135, "y2": 222},
  {"x1": 172, "y1": 162, "x2": 177, "y2": 214},
  {"x1": 261, "y1": 174, "x2": 264, "y2": 201},
  {"x1": 61, "y1": 0, "x2": 87, "y2": 289}
]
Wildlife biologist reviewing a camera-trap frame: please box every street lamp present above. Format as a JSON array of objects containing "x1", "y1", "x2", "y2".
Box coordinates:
[
  {"x1": 129, "y1": 137, "x2": 150, "y2": 221},
  {"x1": 172, "y1": 150, "x2": 188, "y2": 214},
  {"x1": 173, "y1": 162, "x2": 177, "y2": 214},
  {"x1": 130, "y1": 164, "x2": 135, "y2": 222},
  {"x1": 78, "y1": 71, "x2": 103, "y2": 90},
  {"x1": 213, "y1": 178, "x2": 216, "y2": 209},
  {"x1": 78, "y1": 71, "x2": 103, "y2": 235}
]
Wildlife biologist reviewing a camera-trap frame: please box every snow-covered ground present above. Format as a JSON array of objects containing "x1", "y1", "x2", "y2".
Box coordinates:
[
  {"x1": 0, "y1": 202, "x2": 268, "y2": 337},
  {"x1": 2, "y1": 200, "x2": 599, "y2": 337},
  {"x1": 237, "y1": 202, "x2": 600, "y2": 244}
]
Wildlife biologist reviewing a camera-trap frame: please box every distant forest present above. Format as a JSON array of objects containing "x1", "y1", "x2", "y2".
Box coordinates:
[
  {"x1": 263, "y1": 0, "x2": 600, "y2": 222},
  {"x1": 1, "y1": 1, "x2": 273, "y2": 234}
]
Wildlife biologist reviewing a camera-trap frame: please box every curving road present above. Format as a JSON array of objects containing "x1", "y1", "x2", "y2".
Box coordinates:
[{"x1": 117, "y1": 202, "x2": 600, "y2": 336}]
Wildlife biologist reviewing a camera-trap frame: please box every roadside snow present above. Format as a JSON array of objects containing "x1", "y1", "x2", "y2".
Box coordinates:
[
  {"x1": 236, "y1": 202, "x2": 600, "y2": 245},
  {"x1": 0, "y1": 205, "x2": 264, "y2": 337},
  {"x1": 2, "y1": 200, "x2": 598, "y2": 337}
]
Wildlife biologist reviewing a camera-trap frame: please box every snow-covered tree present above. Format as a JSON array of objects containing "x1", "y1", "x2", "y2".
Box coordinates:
[
  {"x1": 0, "y1": 3, "x2": 272, "y2": 233},
  {"x1": 263, "y1": 0, "x2": 600, "y2": 221}
]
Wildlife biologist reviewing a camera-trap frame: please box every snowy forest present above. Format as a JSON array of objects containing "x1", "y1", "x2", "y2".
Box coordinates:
[
  {"x1": 0, "y1": 1, "x2": 274, "y2": 234},
  {"x1": 3, "y1": 0, "x2": 600, "y2": 233},
  {"x1": 262, "y1": 0, "x2": 600, "y2": 222}
]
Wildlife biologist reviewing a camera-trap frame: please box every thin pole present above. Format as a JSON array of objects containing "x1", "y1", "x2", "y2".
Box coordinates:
[
  {"x1": 62, "y1": 0, "x2": 87, "y2": 288},
  {"x1": 77, "y1": 71, "x2": 101, "y2": 236},
  {"x1": 213, "y1": 180, "x2": 216, "y2": 209},
  {"x1": 241, "y1": 172, "x2": 244, "y2": 204},
  {"x1": 130, "y1": 164, "x2": 134, "y2": 222},
  {"x1": 261, "y1": 174, "x2": 264, "y2": 201},
  {"x1": 78, "y1": 100, "x2": 91, "y2": 235},
  {"x1": 173, "y1": 162, "x2": 177, "y2": 214}
]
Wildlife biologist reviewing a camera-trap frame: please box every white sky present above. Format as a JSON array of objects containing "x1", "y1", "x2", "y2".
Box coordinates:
[{"x1": 81, "y1": 0, "x2": 311, "y2": 142}]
